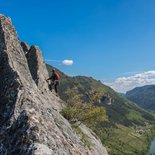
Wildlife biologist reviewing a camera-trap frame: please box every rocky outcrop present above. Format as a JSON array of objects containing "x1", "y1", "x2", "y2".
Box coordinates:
[
  {"x1": 0, "y1": 14, "x2": 108, "y2": 155},
  {"x1": 26, "y1": 45, "x2": 49, "y2": 92},
  {"x1": 21, "y1": 42, "x2": 30, "y2": 55},
  {"x1": 79, "y1": 124, "x2": 108, "y2": 155}
]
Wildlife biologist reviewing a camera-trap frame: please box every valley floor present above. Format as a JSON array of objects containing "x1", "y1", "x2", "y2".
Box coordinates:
[{"x1": 96, "y1": 124, "x2": 155, "y2": 155}]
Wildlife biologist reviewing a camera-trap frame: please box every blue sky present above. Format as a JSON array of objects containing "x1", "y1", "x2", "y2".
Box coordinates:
[{"x1": 1, "y1": 0, "x2": 155, "y2": 92}]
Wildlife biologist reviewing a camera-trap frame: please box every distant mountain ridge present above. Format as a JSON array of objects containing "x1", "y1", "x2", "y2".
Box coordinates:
[{"x1": 126, "y1": 85, "x2": 155, "y2": 111}]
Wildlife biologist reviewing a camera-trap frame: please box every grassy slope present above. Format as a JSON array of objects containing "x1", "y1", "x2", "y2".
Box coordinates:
[{"x1": 46, "y1": 64, "x2": 155, "y2": 155}]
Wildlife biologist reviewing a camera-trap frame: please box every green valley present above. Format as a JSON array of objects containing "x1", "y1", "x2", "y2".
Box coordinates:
[{"x1": 47, "y1": 64, "x2": 155, "y2": 155}]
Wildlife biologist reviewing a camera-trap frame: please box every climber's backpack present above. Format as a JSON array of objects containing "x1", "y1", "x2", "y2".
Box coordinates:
[{"x1": 55, "y1": 73, "x2": 60, "y2": 80}]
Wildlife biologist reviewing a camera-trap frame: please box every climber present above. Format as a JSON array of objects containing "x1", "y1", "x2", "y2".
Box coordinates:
[{"x1": 46, "y1": 69, "x2": 60, "y2": 95}]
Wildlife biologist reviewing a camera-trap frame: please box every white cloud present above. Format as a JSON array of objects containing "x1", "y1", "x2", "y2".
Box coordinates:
[
  {"x1": 62, "y1": 60, "x2": 74, "y2": 65},
  {"x1": 105, "y1": 71, "x2": 155, "y2": 93},
  {"x1": 45, "y1": 59, "x2": 74, "y2": 66}
]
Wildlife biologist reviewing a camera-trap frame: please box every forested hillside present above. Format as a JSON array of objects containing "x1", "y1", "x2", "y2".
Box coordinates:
[
  {"x1": 47, "y1": 64, "x2": 155, "y2": 155},
  {"x1": 126, "y1": 85, "x2": 155, "y2": 111}
]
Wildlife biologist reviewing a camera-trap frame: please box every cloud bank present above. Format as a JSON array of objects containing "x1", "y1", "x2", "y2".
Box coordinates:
[
  {"x1": 105, "y1": 71, "x2": 155, "y2": 93},
  {"x1": 62, "y1": 60, "x2": 74, "y2": 65}
]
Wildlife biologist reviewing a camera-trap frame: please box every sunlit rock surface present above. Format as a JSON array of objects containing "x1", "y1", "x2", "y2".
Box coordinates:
[{"x1": 0, "y1": 14, "x2": 108, "y2": 155}]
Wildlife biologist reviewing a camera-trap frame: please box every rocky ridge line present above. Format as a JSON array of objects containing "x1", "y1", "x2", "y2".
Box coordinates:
[{"x1": 0, "y1": 14, "x2": 108, "y2": 155}]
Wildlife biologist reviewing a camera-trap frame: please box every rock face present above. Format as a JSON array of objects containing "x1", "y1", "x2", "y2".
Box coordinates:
[
  {"x1": 21, "y1": 42, "x2": 30, "y2": 54},
  {"x1": 0, "y1": 14, "x2": 108, "y2": 155},
  {"x1": 26, "y1": 45, "x2": 49, "y2": 91}
]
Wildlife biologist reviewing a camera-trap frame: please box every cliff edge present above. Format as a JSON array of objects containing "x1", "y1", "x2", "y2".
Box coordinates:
[{"x1": 0, "y1": 14, "x2": 108, "y2": 155}]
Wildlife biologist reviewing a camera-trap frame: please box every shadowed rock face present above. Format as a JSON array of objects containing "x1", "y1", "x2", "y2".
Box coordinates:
[
  {"x1": 0, "y1": 14, "x2": 36, "y2": 155},
  {"x1": 0, "y1": 14, "x2": 33, "y2": 126},
  {"x1": 26, "y1": 45, "x2": 49, "y2": 91},
  {"x1": 0, "y1": 14, "x2": 108, "y2": 155},
  {"x1": 21, "y1": 42, "x2": 30, "y2": 54}
]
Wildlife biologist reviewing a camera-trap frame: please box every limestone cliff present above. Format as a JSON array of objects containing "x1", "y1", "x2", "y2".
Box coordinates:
[{"x1": 0, "y1": 14, "x2": 108, "y2": 155}]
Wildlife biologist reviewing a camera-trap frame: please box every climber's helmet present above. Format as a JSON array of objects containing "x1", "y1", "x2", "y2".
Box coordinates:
[{"x1": 52, "y1": 69, "x2": 56, "y2": 73}]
